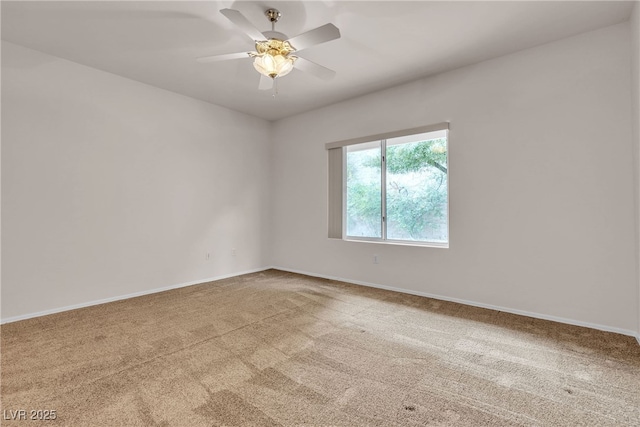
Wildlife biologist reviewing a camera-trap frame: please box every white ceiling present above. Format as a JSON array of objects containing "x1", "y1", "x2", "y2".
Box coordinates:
[{"x1": 1, "y1": 1, "x2": 635, "y2": 121}]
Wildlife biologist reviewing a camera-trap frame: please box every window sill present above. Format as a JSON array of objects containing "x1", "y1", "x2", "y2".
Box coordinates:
[{"x1": 341, "y1": 237, "x2": 449, "y2": 249}]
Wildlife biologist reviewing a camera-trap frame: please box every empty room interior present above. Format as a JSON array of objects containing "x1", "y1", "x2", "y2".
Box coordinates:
[{"x1": 2, "y1": 1, "x2": 640, "y2": 426}]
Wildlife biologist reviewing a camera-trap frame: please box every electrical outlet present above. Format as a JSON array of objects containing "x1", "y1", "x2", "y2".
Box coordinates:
[
  {"x1": 232, "y1": 248, "x2": 237, "y2": 257},
  {"x1": 373, "y1": 254, "x2": 379, "y2": 264},
  {"x1": 206, "y1": 252, "x2": 211, "y2": 261}
]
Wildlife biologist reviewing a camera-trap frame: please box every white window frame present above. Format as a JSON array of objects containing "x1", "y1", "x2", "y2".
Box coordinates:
[{"x1": 327, "y1": 123, "x2": 449, "y2": 248}]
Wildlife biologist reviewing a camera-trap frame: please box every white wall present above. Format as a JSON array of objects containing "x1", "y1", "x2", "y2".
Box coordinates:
[
  {"x1": 631, "y1": 3, "x2": 640, "y2": 339},
  {"x1": 270, "y1": 23, "x2": 638, "y2": 334},
  {"x1": 3, "y1": 19, "x2": 638, "y2": 336},
  {"x1": 1, "y1": 42, "x2": 271, "y2": 321}
]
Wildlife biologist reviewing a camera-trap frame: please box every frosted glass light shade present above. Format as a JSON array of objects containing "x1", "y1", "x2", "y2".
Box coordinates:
[{"x1": 253, "y1": 54, "x2": 294, "y2": 79}]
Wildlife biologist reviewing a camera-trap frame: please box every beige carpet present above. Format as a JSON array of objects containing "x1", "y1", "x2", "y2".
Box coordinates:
[{"x1": 1, "y1": 269, "x2": 639, "y2": 426}]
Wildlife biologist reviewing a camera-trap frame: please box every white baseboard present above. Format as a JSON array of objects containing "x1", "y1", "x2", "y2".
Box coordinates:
[
  {"x1": 4, "y1": 265, "x2": 640, "y2": 344},
  {"x1": 271, "y1": 266, "x2": 640, "y2": 339},
  {"x1": 0, "y1": 267, "x2": 270, "y2": 324}
]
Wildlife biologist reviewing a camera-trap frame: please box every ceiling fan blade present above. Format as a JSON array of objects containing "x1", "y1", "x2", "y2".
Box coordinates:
[
  {"x1": 293, "y1": 57, "x2": 336, "y2": 81},
  {"x1": 196, "y1": 52, "x2": 251, "y2": 63},
  {"x1": 287, "y1": 23, "x2": 340, "y2": 51},
  {"x1": 258, "y1": 75, "x2": 273, "y2": 91},
  {"x1": 220, "y1": 8, "x2": 265, "y2": 42}
]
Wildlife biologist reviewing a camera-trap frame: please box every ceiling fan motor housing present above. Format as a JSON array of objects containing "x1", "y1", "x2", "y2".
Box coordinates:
[
  {"x1": 262, "y1": 31, "x2": 289, "y2": 42},
  {"x1": 255, "y1": 39, "x2": 294, "y2": 56}
]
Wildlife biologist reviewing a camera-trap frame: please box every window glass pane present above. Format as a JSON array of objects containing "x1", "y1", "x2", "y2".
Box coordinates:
[
  {"x1": 346, "y1": 141, "x2": 382, "y2": 238},
  {"x1": 386, "y1": 134, "x2": 448, "y2": 243}
]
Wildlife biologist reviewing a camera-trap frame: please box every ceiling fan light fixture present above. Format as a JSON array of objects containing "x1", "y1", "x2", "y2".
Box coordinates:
[
  {"x1": 251, "y1": 34, "x2": 297, "y2": 79},
  {"x1": 253, "y1": 52, "x2": 296, "y2": 79}
]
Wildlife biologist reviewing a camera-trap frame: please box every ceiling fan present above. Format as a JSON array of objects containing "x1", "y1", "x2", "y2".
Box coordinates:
[{"x1": 197, "y1": 8, "x2": 341, "y2": 90}]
